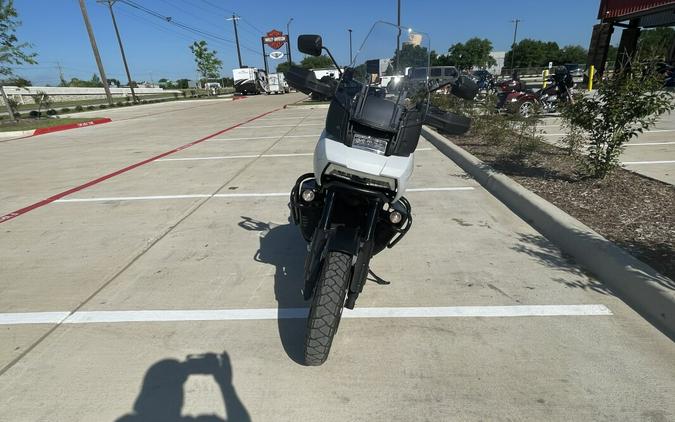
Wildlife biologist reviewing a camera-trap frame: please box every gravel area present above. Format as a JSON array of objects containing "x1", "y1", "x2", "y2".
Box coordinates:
[{"x1": 446, "y1": 133, "x2": 675, "y2": 283}]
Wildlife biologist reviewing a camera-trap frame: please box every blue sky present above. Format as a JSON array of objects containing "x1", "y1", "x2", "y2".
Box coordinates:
[{"x1": 14, "y1": 0, "x2": 607, "y2": 85}]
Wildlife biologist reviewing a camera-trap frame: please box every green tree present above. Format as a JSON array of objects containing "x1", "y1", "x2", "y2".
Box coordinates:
[
  {"x1": 189, "y1": 40, "x2": 223, "y2": 85},
  {"x1": 391, "y1": 43, "x2": 429, "y2": 69},
  {"x1": 275, "y1": 61, "x2": 297, "y2": 73},
  {"x1": 0, "y1": 0, "x2": 36, "y2": 77},
  {"x1": 638, "y1": 27, "x2": 675, "y2": 60},
  {"x1": 300, "y1": 55, "x2": 334, "y2": 69},
  {"x1": 556, "y1": 45, "x2": 587, "y2": 64},
  {"x1": 29, "y1": 91, "x2": 51, "y2": 118},
  {"x1": 0, "y1": 76, "x2": 30, "y2": 86},
  {"x1": 176, "y1": 79, "x2": 190, "y2": 89},
  {"x1": 505, "y1": 39, "x2": 560, "y2": 68},
  {"x1": 446, "y1": 38, "x2": 496, "y2": 70},
  {"x1": 107, "y1": 78, "x2": 121, "y2": 87}
]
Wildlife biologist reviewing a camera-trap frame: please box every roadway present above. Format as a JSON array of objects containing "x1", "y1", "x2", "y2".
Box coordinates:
[{"x1": 0, "y1": 94, "x2": 673, "y2": 421}]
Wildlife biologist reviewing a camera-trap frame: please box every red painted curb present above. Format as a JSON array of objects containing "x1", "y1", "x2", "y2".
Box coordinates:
[
  {"x1": 0, "y1": 107, "x2": 283, "y2": 224},
  {"x1": 32, "y1": 118, "x2": 112, "y2": 136}
]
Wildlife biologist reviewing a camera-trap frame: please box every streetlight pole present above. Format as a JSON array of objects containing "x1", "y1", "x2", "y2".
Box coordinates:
[
  {"x1": 286, "y1": 17, "x2": 294, "y2": 65},
  {"x1": 78, "y1": 0, "x2": 113, "y2": 105},
  {"x1": 348, "y1": 29, "x2": 353, "y2": 64},
  {"x1": 510, "y1": 18, "x2": 521, "y2": 73},
  {"x1": 102, "y1": 0, "x2": 138, "y2": 103},
  {"x1": 395, "y1": 0, "x2": 401, "y2": 71}
]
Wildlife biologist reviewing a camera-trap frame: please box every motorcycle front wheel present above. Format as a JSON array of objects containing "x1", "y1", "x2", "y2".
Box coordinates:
[{"x1": 304, "y1": 251, "x2": 351, "y2": 366}]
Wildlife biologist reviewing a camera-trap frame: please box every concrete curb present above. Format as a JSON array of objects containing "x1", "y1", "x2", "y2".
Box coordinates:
[
  {"x1": 422, "y1": 125, "x2": 675, "y2": 339},
  {"x1": 0, "y1": 118, "x2": 112, "y2": 142}
]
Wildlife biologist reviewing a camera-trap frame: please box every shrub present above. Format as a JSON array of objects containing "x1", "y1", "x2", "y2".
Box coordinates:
[
  {"x1": 13, "y1": 112, "x2": 21, "y2": 119},
  {"x1": 6, "y1": 98, "x2": 19, "y2": 117},
  {"x1": 47, "y1": 109, "x2": 57, "y2": 115},
  {"x1": 116, "y1": 101, "x2": 123, "y2": 107},
  {"x1": 75, "y1": 105, "x2": 84, "y2": 112},
  {"x1": 560, "y1": 56, "x2": 675, "y2": 178},
  {"x1": 87, "y1": 105, "x2": 95, "y2": 111},
  {"x1": 60, "y1": 107, "x2": 71, "y2": 113},
  {"x1": 99, "y1": 104, "x2": 107, "y2": 109},
  {"x1": 28, "y1": 110, "x2": 41, "y2": 118}
]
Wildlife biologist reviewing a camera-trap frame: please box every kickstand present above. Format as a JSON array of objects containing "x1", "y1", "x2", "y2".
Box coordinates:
[{"x1": 368, "y1": 269, "x2": 391, "y2": 285}]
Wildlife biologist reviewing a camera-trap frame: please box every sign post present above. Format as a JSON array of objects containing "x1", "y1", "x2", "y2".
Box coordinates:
[{"x1": 262, "y1": 30, "x2": 288, "y2": 74}]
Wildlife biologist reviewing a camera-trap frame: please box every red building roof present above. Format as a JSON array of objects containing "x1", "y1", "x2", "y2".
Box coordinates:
[{"x1": 599, "y1": 0, "x2": 675, "y2": 20}]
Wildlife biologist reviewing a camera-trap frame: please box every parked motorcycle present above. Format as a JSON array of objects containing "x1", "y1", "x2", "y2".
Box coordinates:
[
  {"x1": 503, "y1": 66, "x2": 575, "y2": 117},
  {"x1": 471, "y1": 69, "x2": 496, "y2": 94},
  {"x1": 495, "y1": 77, "x2": 526, "y2": 109},
  {"x1": 287, "y1": 21, "x2": 477, "y2": 365}
]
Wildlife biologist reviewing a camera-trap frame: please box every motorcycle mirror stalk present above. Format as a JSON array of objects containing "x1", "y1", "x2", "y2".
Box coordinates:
[{"x1": 297, "y1": 34, "x2": 342, "y2": 77}]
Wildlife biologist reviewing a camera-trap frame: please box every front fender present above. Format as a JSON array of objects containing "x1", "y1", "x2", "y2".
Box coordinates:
[{"x1": 303, "y1": 227, "x2": 358, "y2": 300}]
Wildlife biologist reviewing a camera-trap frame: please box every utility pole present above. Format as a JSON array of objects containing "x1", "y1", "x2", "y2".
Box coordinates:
[
  {"x1": 101, "y1": 0, "x2": 138, "y2": 102},
  {"x1": 260, "y1": 37, "x2": 269, "y2": 75},
  {"x1": 227, "y1": 14, "x2": 243, "y2": 68},
  {"x1": 510, "y1": 19, "x2": 521, "y2": 73},
  {"x1": 78, "y1": 0, "x2": 113, "y2": 105},
  {"x1": 56, "y1": 61, "x2": 66, "y2": 86},
  {"x1": 348, "y1": 29, "x2": 353, "y2": 63},
  {"x1": 286, "y1": 17, "x2": 294, "y2": 65}
]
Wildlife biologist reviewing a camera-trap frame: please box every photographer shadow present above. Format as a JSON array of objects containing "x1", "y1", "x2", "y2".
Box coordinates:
[
  {"x1": 239, "y1": 216, "x2": 308, "y2": 364},
  {"x1": 115, "y1": 352, "x2": 250, "y2": 422}
]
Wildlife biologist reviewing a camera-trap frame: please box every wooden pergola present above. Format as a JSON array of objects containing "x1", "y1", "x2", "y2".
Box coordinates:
[{"x1": 588, "y1": 0, "x2": 675, "y2": 76}]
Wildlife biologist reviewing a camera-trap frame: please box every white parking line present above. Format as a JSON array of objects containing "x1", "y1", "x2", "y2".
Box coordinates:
[
  {"x1": 157, "y1": 153, "x2": 314, "y2": 162},
  {"x1": 0, "y1": 304, "x2": 612, "y2": 325},
  {"x1": 209, "y1": 134, "x2": 320, "y2": 141},
  {"x1": 626, "y1": 142, "x2": 675, "y2": 146},
  {"x1": 53, "y1": 187, "x2": 476, "y2": 203},
  {"x1": 622, "y1": 160, "x2": 675, "y2": 165},
  {"x1": 155, "y1": 148, "x2": 435, "y2": 162},
  {"x1": 237, "y1": 123, "x2": 324, "y2": 129}
]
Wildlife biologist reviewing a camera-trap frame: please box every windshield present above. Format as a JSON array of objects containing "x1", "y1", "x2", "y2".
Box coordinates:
[{"x1": 333, "y1": 21, "x2": 430, "y2": 133}]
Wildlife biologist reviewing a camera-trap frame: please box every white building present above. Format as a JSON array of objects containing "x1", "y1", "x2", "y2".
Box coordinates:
[{"x1": 488, "y1": 51, "x2": 506, "y2": 75}]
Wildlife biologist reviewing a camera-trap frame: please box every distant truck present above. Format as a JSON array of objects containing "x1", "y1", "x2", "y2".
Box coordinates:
[
  {"x1": 267, "y1": 73, "x2": 286, "y2": 94},
  {"x1": 232, "y1": 67, "x2": 268, "y2": 95}
]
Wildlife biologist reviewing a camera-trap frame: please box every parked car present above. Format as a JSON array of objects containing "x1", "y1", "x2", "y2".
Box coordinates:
[{"x1": 564, "y1": 63, "x2": 584, "y2": 78}]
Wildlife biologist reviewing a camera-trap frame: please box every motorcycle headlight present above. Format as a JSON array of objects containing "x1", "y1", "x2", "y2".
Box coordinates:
[
  {"x1": 324, "y1": 164, "x2": 396, "y2": 191},
  {"x1": 352, "y1": 132, "x2": 388, "y2": 155}
]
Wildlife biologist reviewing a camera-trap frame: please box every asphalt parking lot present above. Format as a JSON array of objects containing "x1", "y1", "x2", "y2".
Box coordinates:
[
  {"x1": 540, "y1": 112, "x2": 675, "y2": 185},
  {"x1": 1, "y1": 94, "x2": 674, "y2": 421}
]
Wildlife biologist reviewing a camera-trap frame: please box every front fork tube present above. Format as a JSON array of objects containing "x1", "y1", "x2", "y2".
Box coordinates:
[
  {"x1": 303, "y1": 191, "x2": 335, "y2": 300},
  {"x1": 345, "y1": 200, "x2": 381, "y2": 309}
]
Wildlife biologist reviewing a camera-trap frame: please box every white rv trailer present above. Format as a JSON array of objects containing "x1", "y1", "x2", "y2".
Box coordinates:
[
  {"x1": 267, "y1": 73, "x2": 285, "y2": 94},
  {"x1": 232, "y1": 67, "x2": 268, "y2": 95}
]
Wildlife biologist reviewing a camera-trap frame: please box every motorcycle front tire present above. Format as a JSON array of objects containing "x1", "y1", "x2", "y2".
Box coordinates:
[{"x1": 304, "y1": 251, "x2": 351, "y2": 366}]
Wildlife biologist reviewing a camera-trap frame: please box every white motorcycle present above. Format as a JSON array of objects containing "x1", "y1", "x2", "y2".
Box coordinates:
[{"x1": 288, "y1": 21, "x2": 477, "y2": 365}]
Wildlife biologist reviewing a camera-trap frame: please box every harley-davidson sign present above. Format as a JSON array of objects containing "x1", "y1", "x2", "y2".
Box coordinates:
[{"x1": 263, "y1": 29, "x2": 287, "y2": 50}]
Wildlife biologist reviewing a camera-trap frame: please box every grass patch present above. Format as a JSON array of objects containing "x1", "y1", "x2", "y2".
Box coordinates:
[{"x1": 0, "y1": 117, "x2": 101, "y2": 132}]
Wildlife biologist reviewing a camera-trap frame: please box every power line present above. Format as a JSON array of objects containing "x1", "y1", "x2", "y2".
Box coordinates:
[{"x1": 117, "y1": 0, "x2": 260, "y2": 55}]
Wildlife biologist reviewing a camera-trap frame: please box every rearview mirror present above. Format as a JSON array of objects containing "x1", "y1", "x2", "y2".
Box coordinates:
[{"x1": 298, "y1": 35, "x2": 322, "y2": 56}]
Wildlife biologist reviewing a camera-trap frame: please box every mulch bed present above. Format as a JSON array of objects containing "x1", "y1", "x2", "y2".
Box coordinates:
[{"x1": 445, "y1": 133, "x2": 675, "y2": 282}]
